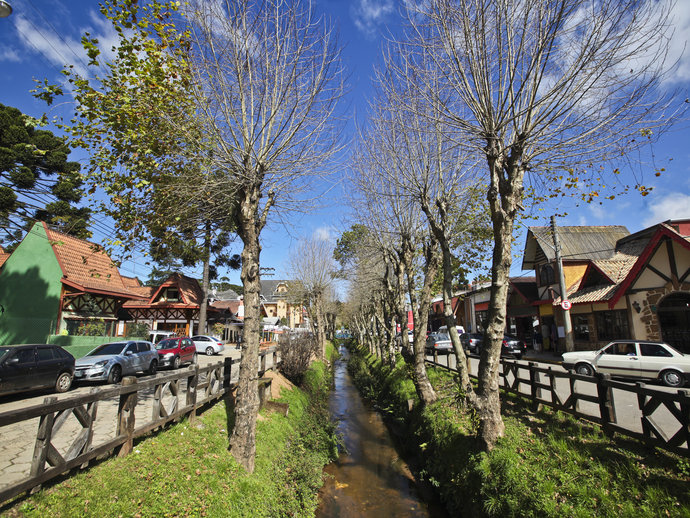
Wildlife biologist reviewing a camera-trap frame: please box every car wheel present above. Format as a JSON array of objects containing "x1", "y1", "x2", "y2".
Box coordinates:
[
  {"x1": 514, "y1": 354, "x2": 522, "y2": 360},
  {"x1": 575, "y1": 363, "x2": 594, "y2": 377},
  {"x1": 206, "y1": 346, "x2": 214, "y2": 356},
  {"x1": 147, "y1": 360, "x2": 158, "y2": 376},
  {"x1": 108, "y1": 365, "x2": 123, "y2": 384},
  {"x1": 192, "y1": 353, "x2": 198, "y2": 365},
  {"x1": 55, "y1": 372, "x2": 72, "y2": 393},
  {"x1": 173, "y1": 356, "x2": 181, "y2": 369},
  {"x1": 660, "y1": 369, "x2": 684, "y2": 388}
]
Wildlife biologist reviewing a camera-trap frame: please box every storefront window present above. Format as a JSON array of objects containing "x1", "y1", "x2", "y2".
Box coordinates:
[
  {"x1": 573, "y1": 315, "x2": 590, "y2": 341},
  {"x1": 595, "y1": 310, "x2": 630, "y2": 341}
]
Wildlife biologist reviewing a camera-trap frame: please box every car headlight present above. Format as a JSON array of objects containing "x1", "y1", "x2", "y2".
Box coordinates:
[
  {"x1": 94, "y1": 360, "x2": 109, "y2": 367},
  {"x1": 164, "y1": 353, "x2": 174, "y2": 358}
]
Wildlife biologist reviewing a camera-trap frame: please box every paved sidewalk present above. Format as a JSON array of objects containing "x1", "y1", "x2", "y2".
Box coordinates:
[{"x1": 522, "y1": 349, "x2": 564, "y2": 365}]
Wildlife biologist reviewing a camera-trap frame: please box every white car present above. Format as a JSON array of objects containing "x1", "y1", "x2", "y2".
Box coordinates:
[
  {"x1": 191, "y1": 335, "x2": 225, "y2": 356},
  {"x1": 561, "y1": 340, "x2": 690, "y2": 388}
]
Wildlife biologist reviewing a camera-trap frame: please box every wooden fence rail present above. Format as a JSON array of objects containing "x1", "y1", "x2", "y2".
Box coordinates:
[
  {"x1": 426, "y1": 354, "x2": 690, "y2": 457},
  {"x1": 0, "y1": 347, "x2": 280, "y2": 505}
]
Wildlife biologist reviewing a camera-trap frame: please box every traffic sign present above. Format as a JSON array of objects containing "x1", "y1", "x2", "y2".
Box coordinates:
[{"x1": 561, "y1": 300, "x2": 572, "y2": 311}]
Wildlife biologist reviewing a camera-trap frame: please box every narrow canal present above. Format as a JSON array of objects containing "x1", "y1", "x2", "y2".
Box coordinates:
[{"x1": 316, "y1": 347, "x2": 448, "y2": 517}]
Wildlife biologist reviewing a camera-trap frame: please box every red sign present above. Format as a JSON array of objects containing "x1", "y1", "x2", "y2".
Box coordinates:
[{"x1": 561, "y1": 300, "x2": 572, "y2": 311}]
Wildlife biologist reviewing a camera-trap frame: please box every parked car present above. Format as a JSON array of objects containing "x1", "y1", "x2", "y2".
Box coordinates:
[
  {"x1": 155, "y1": 337, "x2": 197, "y2": 369},
  {"x1": 191, "y1": 335, "x2": 225, "y2": 356},
  {"x1": 562, "y1": 340, "x2": 690, "y2": 387},
  {"x1": 75, "y1": 341, "x2": 158, "y2": 383},
  {"x1": 438, "y1": 325, "x2": 466, "y2": 336},
  {"x1": 501, "y1": 335, "x2": 526, "y2": 359},
  {"x1": 460, "y1": 333, "x2": 483, "y2": 353},
  {"x1": 0, "y1": 344, "x2": 75, "y2": 396},
  {"x1": 425, "y1": 332, "x2": 453, "y2": 354},
  {"x1": 148, "y1": 330, "x2": 176, "y2": 344}
]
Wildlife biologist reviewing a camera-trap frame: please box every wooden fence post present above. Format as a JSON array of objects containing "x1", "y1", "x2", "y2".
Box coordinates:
[
  {"x1": 529, "y1": 362, "x2": 542, "y2": 412},
  {"x1": 596, "y1": 373, "x2": 616, "y2": 437},
  {"x1": 260, "y1": 351, "x2": 267, "y2": 375},
  {"x1": 272, "y1": 349, "x2": 278, "y2": 370},
  {"x1": 223, "y1": 357, "x2": 233, "y2": 391},
  {"x1": 187, "y1": 365, "x2": 199, "y2": 423},
  {"x1": 29, "y1": 396, "x2": 57, "y2": 483},
  {"x1": 678, "y1": 389, "x2": 690, "y2": 450},
  {"x1": 117, "y1": 377, "x2": 138, "y2": 457}
]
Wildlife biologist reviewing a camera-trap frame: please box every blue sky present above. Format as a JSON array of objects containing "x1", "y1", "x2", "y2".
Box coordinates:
[{"x1": 1, "y1": 0, "x2": 690, "y2": 286}]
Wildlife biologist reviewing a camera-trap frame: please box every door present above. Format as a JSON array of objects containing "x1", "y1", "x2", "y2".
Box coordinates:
[
  {"x1": 181, "y1": 338, "x2": 195, "y2": 363},
  {"x1": 35, "y1": 346, "x2": 64, "y2": 388},
  {"x1": 595, "y1": 342, "x2": 641, "y2": 379},
  {"x1": 0, "y1": 347, "x2": 37, "y2": 393},
  {"x1": 121, "y1": 342, "x2": 139, "y2": 375}
]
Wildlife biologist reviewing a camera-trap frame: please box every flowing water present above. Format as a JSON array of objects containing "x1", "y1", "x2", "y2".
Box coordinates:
[{"x1": 316, "y1": 347, "x2": 448, "y2": 518}]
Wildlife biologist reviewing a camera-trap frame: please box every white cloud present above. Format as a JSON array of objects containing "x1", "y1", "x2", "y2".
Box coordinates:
[
  {"x1": 642, "y1": 192, "x2": 690, "y2": 227},
  {"x1": 351, "y1": 0, "x2": 394, "y2": 38},
  {"x1": 0, "y1": 48, "x2": 21, "y2": 62},
  {"x1": 313, "y1": 226, "x2": 334, "y2": 241}
]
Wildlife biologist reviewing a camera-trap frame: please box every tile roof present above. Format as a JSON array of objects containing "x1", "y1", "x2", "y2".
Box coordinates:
[
  {"x1": 0, "y1": 246, "x2": 10, "y2": 268},
  {"x1": 522, "y1": 225, "x2": 629, "y2": 269},
  {"x1": 44, "y1": 223, "x2": 138, "y2": 298},
  {"x1": 124, "y1": 273, "x2": 203, "y2": 308}
]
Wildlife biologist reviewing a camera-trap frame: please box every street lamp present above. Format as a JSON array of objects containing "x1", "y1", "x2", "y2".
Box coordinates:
[{"x1": 0, "y1": 1, "x2": 12, "y2": 18}]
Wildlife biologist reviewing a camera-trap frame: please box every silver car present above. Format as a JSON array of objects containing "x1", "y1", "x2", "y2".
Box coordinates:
[
  {"x1": 425, "y1": 332, "x2": 453, "y2": 354},
  {"x1": 74, "y1": 341, "x2": 158, "y2": 384},
  {"x1": 190, "y1": 335, "x2": 225, "y2": 356},
  {"x1": 562, "y1": 340, "x2": 690, "y2": 387}
]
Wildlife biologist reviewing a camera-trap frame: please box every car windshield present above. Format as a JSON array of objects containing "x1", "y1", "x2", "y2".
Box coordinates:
[
  {"x1": 437, "y1": 333, "x2": 450, "y2": 341},
  {"x1": 156, "y1": 339, "x2": 177, "y2": 350},
  {"x1": 89, "y1": 343, "x2": 127, "y2": 356}
]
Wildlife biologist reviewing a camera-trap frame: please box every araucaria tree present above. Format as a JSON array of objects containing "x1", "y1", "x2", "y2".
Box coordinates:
[
  {"x1": 398, "y1": 0, "x2": 686, "y2": 449},
  {"x1": 0, "y1": 103, "x2": 90, "y2": 246}
]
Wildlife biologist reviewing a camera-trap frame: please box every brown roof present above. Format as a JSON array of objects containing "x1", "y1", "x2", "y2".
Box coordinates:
[
  {"x1": 43, "y1": 222, "x2": 138, "y2": 298},
  {"x1": 0, "y1": 246, "x2": 10, "y2": 268},
  {"x1": 124, "y1": 273, "x2": 203, "y2": 308},
  {"x1": 211, "y1": 300, "x2": 241, "y2": 314},
  {"x1": 522, "y1": 225, "x2": 629, "y2": 270}
]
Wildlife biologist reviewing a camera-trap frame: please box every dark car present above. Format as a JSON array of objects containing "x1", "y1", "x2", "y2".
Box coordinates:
[
  {"x1": 460, "y1": 333, "x2": 483, "y2": 353},
  {"x1": 501, "y1": 335, "x2": 526, "y2": 359},
  {"x1": 0, "y1": 344, "x2": 75, "y2": 397},
  {"x1": 155, "y1": 337, "x2": 197, "y2": 369}
]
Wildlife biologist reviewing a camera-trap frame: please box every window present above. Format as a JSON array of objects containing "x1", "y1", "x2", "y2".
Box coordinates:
[
  {"x1": 37, "y1": 348, "x2": 55, "y2": 361},
  {"x1": 539, "y1": 264, "x2": 555, "y2": 286},
  {"x1": 603, "y1": 342, "x2": 636, "y2": 355},
  {"x1": 595, "y1": 310, "x2": 630, "y2": 341},
  {"x1": 165, "y1": 288, "x2": 180, "y2": 301},
  {"x1": 15, "y1": 348, "x2": 36, "y2": 364},
  {"x1": 640, "y1": 343, "x2": 673, "y2": 357},
  {"x1": 573, "y1": 315, "x2": 591, "y2": 341}
]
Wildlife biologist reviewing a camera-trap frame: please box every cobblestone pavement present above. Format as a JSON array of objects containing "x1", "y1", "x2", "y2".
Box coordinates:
[{"x1": 0, "y1": 347, "x2": 249, "y2": 492}]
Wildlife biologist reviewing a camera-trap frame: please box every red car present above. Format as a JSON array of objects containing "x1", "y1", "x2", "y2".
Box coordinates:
[{"x1": 154, "y1": 337, "x2": 197, "y2": 369}]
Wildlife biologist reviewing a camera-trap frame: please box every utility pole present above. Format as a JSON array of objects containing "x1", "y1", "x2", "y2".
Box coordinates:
[{"x1": 551, "y1": 216, "x2": 574, "y2": 352}]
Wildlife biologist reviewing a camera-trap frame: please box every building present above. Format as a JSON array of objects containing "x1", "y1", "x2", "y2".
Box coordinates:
[
  {"x1": 521, "y1": 220, "x2": 690, "y2": 353},
  {"x1": 259, "y1": 280, "x2": 304, "y2": 328},
  {"x1": 0, "y1": 222, "x2": 140, "y2": 344}
]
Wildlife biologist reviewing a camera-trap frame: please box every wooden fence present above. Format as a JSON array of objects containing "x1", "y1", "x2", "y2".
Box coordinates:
[
  {"x1": 0, "y1": 347, "x2": 280, "y2": 505},
  {"x1": 426, "y1": 352, "x2": 690, "y2": 457}
]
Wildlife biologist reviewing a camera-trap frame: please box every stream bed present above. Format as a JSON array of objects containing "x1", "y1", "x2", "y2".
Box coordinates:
[{"x1": 316, "y1": 347, "x2": 448, "y2": 517}]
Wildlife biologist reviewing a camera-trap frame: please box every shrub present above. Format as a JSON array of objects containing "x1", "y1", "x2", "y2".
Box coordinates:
[
  {"x1": 278, "y1": 332, "x2": 318, "y2": 386},
  {"x1": 212, "y1": 322, "x2": 225, "y2": 337},
  {"x1": 124, "y1": 322, "x2": 149, "y2": 338},
  {"x1": 77, "y1": 319, "x2": 106, "y2": 336}
]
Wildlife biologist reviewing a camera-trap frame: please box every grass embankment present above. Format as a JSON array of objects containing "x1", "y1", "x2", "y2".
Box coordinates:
[
  {"x1": 2, "y1": 345, "x2": 340, "y2": 518},
  {"x1": 347, "y1": 345, "x2": 690, "y2": 518}
]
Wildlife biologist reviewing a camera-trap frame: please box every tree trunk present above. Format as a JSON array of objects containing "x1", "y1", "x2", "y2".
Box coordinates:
[
  {"x1": 314, "y1": 291, "x2": 326, "y2": 359},
  {"x1": 473, "y1": 141, "x2": 525, "y2": 450},
  {"x1": 402, "y1": 236, "x2": 439, "y2": 407},
  {"x1": 197, "y1": 224, "x2": 212, "y2": 336},
  {"x1": 228, "y1": 185, "x2": 263, "y2": 473}
]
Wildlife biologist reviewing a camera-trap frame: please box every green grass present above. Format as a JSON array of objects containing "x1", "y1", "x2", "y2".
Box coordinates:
[
  {"x1": 346, "y1": 345, "x2": 690, "y2": 518},
  {"x1": 2, "y1": 360, "x2": 337, "y2": 518}
]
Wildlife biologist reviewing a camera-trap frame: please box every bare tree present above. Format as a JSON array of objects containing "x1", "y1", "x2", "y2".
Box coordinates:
[
  {"x1": 350, "y1": 130, "x2": 439, "y2": 406},
  {"x1": 398, "y1": 0, "x2": 686, "y2": 449},
  {"x1": 180, "y1": 0, "x2": 345, "y2": 471},
  {"x1": 289, "y1": 234, "x2": 337, "y2": 359}
]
